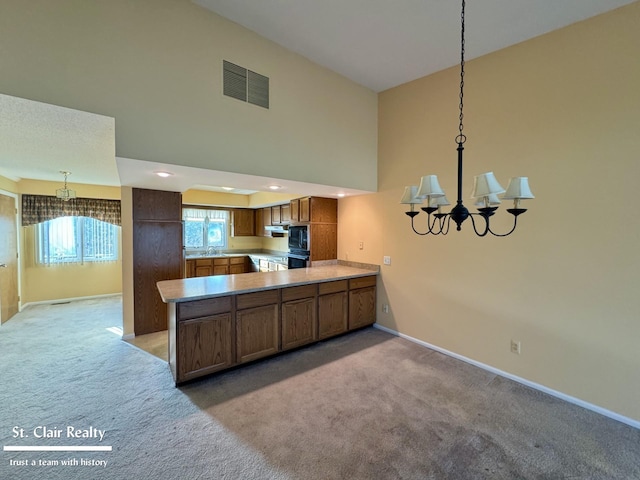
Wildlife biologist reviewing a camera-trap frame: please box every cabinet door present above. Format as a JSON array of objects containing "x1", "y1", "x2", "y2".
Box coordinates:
[
  {"x1": 280, "y1": 204, "x2": 291, "y2": 224},
  {"x1": 271, "y1": 205, "x2": 281, "y2": 225},
  {"x1": 236, "y1": 304, "x2": 280, "y2": 363},
  {"x1": 318, "y1": 291, "x2": 348, "y2": 339},
  {"x1": 229, "y1": 264, "x2": 245, "y2": 274},
  {"x1": 195, "y1": 258, "x2": 213, "y2": 277},
  {"x1": 185, "y1": 259, "x2": 195, "y2": 278},
  {"x1": 310, "y1": 223, "x2": 337, "y2": 261},
  {"x1": 349, "y1": 286, "x2": 376, "y2": 329},
  {"x1": 282, "y1": 297, "x2": 317, "y2": 350},
  {"x1": 262, "y1": 207, "x2": 272, "y2": 237},
  {"x1": 309, "y1": 197, "x2": 338, "y2": 223},
  {"x1": 290, "y1": 199, "x2": 299, "y2": 223},
  {"x1": 232, "y1": 209, "x2": 255, "y2": 236},
  {"x1": 299, "y1": 197, "x2": 310, "y2": 222},
  {"x1": 133, "y1": 221, "x2": 183, "y2": 335},
  {"x1": 177, "y1": 313, "x2": 233, "y2": 382}
]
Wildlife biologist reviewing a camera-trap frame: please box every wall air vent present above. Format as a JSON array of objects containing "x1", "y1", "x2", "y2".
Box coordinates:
[{"x1": 223, "y1": 60, "x2": 269, "y2": 109}]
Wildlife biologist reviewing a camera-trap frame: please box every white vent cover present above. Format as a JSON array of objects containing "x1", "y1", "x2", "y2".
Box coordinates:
[{"x1": 223, "y1": 60, "x2": 269, "y2": 109}]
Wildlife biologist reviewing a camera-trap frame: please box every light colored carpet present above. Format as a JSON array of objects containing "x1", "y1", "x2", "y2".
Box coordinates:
[{"x1": 1, "y1": 296, "x2": 638, "y2": 480}]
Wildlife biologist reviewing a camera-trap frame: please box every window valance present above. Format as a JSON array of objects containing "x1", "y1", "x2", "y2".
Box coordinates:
[{"x1": 21, "y1": 195, "x2": 121, "y2": 227}]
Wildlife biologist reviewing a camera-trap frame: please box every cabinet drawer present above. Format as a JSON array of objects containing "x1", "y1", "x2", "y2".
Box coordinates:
[
  {"x1": 318, "y1": 280, "x2": 348, "y2": 295},
  {"x1": 194, "y1": 258, "x2": 213, "y2": 267},
  {"x1": 349, "y1": 276, "x2": 377, "y2": 290},
  {"x1": 177, "y1": 296, "x2": 232, "y2": 321},
  {"x1": 282, "y1": 284, "x2": 317, "y2": 302},
  {"x1": 236, "y1": 289, "x2": 280, "y2": 310},
  {"x1": 229, "y1": 256, "x2": 246, "y2": 265},
  {"x1": 214, "y1": 258, "x2": 229, "y2": 266}
]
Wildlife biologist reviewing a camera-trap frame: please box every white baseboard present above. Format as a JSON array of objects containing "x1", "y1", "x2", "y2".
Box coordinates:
[
  {"x1": 21, "y1": 293, "x2": 122, "y2": 310},
  {"x1": 373, "y1": 323, "x2": 640, "y2": 430},
  {"x1": 121, "y1": 333, "x2": 135, "y2": 341}
]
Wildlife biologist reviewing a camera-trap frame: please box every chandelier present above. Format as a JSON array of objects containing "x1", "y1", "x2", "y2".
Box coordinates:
[
  {"x1": 56, "y1": 171, "x2": 76, "y2": 201},
  {"x1": 401, "y1": 0, "x2": 533, "y2": 237}
]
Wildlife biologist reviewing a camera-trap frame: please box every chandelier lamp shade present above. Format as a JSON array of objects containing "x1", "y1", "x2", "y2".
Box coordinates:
[{"x1": 401, "y1": 0, "x2": 533, "y2": 237}]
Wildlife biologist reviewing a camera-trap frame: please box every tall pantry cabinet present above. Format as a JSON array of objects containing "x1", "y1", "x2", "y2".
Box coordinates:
[{"x1": 132, "y1": 188, "x2": 183, "y2": 335}]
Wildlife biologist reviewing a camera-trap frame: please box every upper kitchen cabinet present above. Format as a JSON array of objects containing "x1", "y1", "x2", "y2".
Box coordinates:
[
  {"x1": 231, "y1": 208, "x2": 255, "y2": 236},
  {"x1": 290, "y1": 197, "x2": 336, "y2": 224},
  {"x1": 271, "y1": 205, "x2": 281, "y2": 225},
  {"x1": 280, "y1": 204, "x2": 291, "y2": 224},
  {"x1": 255, "y1": 207, "x2": 272, "y2": 237}
]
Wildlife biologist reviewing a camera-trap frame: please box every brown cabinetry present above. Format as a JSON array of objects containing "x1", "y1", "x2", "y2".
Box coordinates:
[
  {"x1": 236, "y1": 290, "x2": 280, "y2": 364},
  {"x1": 348, "y1": 277, "x2": 377, "y2": 330},
  {"x1": 185, "y1": 256, "x2": 250, "y2": 277},
  {"x1": 310, "y1": 224, "x2": 338, "y2": 261},
  {"x1": 280, "y1": 204, "x2": 291, "y2": 224},
  {"x1": 281, "y1": 285, "x2": 317, "y2": 350},
  {"x1": 290, "y1": 199, "x2": 299, "y2": 223},
  {"x1": 166, "y1": 274, "x2": 376, "y2": 385},
  {"x1": 299, "y1": 197, "x2": 311, "y2": 222},
  {"x1": 232, "y1": 209, "x2": 255, "y2": 236},
  {"x1": 271, "y1": 205, "x2": 281, "y2": 225},
  {"x1": 173, "y1": 296, "x2": 234, "y2": 383},
  {"x1": 133, "y1": 188, "x2": 183, "y2": 335},
  {"x1": 317, "y1": 280, "x2": 349, "y2": 339}
]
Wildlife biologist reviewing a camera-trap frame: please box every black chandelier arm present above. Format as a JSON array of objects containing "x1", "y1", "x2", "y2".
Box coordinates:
[
  {"x1": 467, "y1": 213, "x2": 491, "y2": 237},
  {"x1": 466, "y1": 209, "x2": 528, "y2": 237},
  {"x1": 406, "y1": 211, "x2": 451, "y2": 235}
]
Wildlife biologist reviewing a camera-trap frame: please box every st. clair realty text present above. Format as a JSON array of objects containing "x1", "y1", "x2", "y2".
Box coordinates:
[{"x1": 12, "y1": 426, "x2": 105, "y2": 442}]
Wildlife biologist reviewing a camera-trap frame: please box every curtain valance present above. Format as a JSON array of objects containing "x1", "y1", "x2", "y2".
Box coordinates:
[{"x1": 21, "y1": 195, "x2": 122, "y2": 227}]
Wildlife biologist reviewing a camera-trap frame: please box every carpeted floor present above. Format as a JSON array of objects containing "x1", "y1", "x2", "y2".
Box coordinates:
[{"x1": 1, "y1": 296, "x2": 638, "y2": 480}]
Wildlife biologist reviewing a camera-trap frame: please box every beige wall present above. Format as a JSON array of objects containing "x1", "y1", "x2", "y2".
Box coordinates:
[
  {"x1": 19, "y1": 180, "x2": 122, "y2": 304},
  {"x1": 0, "y1": 0, "x2": 377, "y2": 192},
  {"x1": 339, "y1": 3, "x2": 640, "y2": 421}
]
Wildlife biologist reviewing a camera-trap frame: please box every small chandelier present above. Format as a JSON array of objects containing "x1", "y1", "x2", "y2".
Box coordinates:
[
  {"x1": 401, "y1": 0, "x2": 533, "y2": 237},
  {"x1": 56, "y1": 171, "x2": 76, "y2": 201}
]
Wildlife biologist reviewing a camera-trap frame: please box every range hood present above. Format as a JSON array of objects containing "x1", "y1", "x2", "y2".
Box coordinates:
[{"x1": 264, "y1": 224, "x2": 289, "y2": 234}]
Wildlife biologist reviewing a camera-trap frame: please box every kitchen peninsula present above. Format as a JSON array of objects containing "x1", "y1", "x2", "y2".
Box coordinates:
[{"x1": 157, "y1": 264, "x2": 378, "y2": 385}]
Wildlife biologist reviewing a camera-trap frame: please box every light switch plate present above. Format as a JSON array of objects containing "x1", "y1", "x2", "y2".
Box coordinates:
[{"x1": 383, "y1": 256, "x2": 391, "y2": 265}]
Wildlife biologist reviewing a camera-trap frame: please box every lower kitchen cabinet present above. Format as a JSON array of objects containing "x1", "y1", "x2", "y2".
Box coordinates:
[
  {"x1": 282, "y1": 285, "x2": 317, "y2": 350},
  {"x1": 236, "y1": 290, "x2": 280, "y2": 364},
  {"x1": 348, "y1": 276, "x2": 377, "y2": 330},
  {"x1": 317, "y1": 280, "x2": 348, "y2": 340},
  {"x1": 167, "y1": 274, "x2": 376, "y2": 385},
  {"x1": 177, "y1": 313, "x2": 233, "y2": 382}
]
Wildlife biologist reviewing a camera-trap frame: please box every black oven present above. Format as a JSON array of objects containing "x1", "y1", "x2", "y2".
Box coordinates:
[{"x1": 287, "y1": 250, "x2": 309, "y2": 269}]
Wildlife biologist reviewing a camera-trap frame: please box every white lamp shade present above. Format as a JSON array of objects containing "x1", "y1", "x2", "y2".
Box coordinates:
[
  {"x1": 472, "y1": 172, "x2": 505, "y2": 198},
  {"x1": 429, "y1": 195, "x2": 451, "y2": 207},
  {"x1": 474, "y1": 193, "x2": 501, "y2": 207},
  {"x1": 400, "y1": 186, "x2": 423, "y2": 204},
  {"x1": 416, "y1": 175, "x2": 445, "y2": 198},
  {"x1": 502, "y1": 177, "x2": 534, "y2": 199}
]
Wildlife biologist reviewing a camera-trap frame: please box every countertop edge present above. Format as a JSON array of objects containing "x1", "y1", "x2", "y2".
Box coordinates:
[{"x1": 157, "y1": 266, "x2": 378, "y2": 304}]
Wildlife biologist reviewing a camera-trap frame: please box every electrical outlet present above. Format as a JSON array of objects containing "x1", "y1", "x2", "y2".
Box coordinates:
[
  {"x1": 382, "y1": 304, "x2": 389, "y2": 313},
  {"x1": 510, "y1": 340, "x2": 521, "y2": 355},
  {"x1": 383, "y1": 256, "x2": 391, "y2": 265}
]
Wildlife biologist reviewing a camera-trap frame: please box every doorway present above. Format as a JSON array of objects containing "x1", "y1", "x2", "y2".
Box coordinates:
[{"x1": 0, "y1": 192, "x2": 19, "y2": 323}]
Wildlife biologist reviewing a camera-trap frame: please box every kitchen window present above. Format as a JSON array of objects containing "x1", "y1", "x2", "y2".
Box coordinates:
[
  {"x1": 183, "y1": 208, "x2": 228, "y2": 252},
  {"x1": 36, "y1": 216, "x2": 120, "y2": 265}
]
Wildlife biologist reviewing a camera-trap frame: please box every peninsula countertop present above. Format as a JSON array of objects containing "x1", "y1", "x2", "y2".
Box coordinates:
[{"x1": 157, "y1": 264, "x2": 378, "y2": 303}]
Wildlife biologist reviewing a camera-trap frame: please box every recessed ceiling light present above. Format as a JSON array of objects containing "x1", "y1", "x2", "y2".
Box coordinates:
[
  {"x1": 337, "y1": 193, "x2": 346, "y2": 197},
  {"x1": 268, "y1": 185, "x2": 282, "y2": 190},
  {"x1": 221, "y1": 187, "x2": 234, "y2": 191},
  {"x1": 155, "y1": 171, "x2": 173, "y2": 178}
]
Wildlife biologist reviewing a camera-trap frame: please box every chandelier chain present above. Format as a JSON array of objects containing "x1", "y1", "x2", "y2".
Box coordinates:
[{"x1": 456, "y1": 0, "x2": 466, "y2": 145}]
